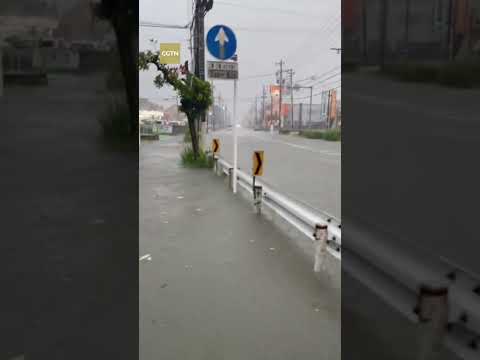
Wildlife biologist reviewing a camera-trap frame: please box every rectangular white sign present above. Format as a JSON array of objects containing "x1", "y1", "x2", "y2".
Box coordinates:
[{"x1": 207, "y1": 61, "x2": 238, "y2": 80}]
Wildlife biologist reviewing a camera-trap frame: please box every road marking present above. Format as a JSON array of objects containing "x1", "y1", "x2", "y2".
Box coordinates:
[
  {"x1": 249, "y1": 133, "x2": 341, "y2": 157},
  {"x1": 8, "y1": 355, "x2": 24, "y2": 360},
  {"x1": 347, "y1": 93, "x2": 471, "y2": 122},
  {"x1": 139, "y1": 254, "x2": 152, "y2": 261}
]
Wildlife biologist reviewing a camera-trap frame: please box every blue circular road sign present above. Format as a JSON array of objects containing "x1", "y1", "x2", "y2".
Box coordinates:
[{"x1": 206, "y1": 25, "x2": 237, "y2": 60}]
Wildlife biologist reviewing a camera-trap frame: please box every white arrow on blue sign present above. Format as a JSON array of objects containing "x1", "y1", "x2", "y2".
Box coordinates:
[{"x1": 206, "y1": 25, "x2": 237, "y2": 60}]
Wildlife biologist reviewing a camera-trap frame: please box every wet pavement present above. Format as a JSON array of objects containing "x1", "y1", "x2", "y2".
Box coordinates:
[
  {"x1": 140, "y1": 136, "x2": 340, "y2": 360},
  {"x1": 0, "y1": 73, "x2": 137, "y2": 359},
  {"x1": 206, "y1": 128, "x2": 341, "y2": 219}
]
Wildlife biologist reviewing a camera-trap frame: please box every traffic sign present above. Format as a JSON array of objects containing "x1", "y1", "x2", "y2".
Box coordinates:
[
  {"x1": 206, "y1": 25, "x2": 237, "y2": 60},
  {"x1": 252, "y1": 151, "x2": 264, "y2": 176},
  {"x1": 207, "y1": 61, "x2": 238, "y2": 80},
  {"x1": 212, "y1": 138, "x2": 220, "y2": 153}
]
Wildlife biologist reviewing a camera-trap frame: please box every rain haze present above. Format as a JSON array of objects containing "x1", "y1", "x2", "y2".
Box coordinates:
[{"x1": 139, "y1": 0, "x2": 341, "y2": 120}]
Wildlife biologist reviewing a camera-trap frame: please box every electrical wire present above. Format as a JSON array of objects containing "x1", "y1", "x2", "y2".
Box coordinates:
[
  {"x1": 239, "y1": 72, "x2": 275, "y2": 80},
  {"x1": 308, "y1": 72, "x2": 341, "y2": 87},
  {"x1": 295, "y1": 65, "x2": 341, "y2": 84},
  {"x1": 214, "y1": 0, "x2": 327, "y2": 19}
]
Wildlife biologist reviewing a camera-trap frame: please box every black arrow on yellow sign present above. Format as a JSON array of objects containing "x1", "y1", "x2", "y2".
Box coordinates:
[
  {"x1": 212, "y1": 138, "x2": 220, "y2": 153},
  {"x1": 252, "y1": 151, "x2": 264, "y2": 176}
]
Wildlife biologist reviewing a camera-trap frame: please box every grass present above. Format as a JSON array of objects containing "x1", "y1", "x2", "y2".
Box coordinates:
[
  {"x1": 342, "y1": 61, "x2": 359, "y2": 72},
  {"x1": 98, "y1": 98, "x2": 131, "y2": 139},
  {"x1": 382, "y1": 62, "x2": 480, "y2": 88},
  {"x1": 180, "y1": 147, "x2": 214, "y2": 168},
  {"x1": 183, "y1": 128, "x2": 192, "y2": 143},
  {"x1": 299, "y1": 128, "x2": 341, "y2": 141},
  {"x1": 97, "y1": 97, "x2": 137, "y2": 152}
]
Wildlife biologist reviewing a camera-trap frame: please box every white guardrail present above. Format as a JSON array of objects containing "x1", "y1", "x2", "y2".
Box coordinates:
[
  {"x1": 214, "y1": 156, "x2": 341, "y2": 262},
  {"x1": 212, "y1": 154, "x2": 480, "y2": 360},
  {"x1": 344, "y1": 219, "x2": 480, "y2": 360}
]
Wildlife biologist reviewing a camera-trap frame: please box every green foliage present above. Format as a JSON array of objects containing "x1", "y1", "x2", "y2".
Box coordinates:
[
  {"x1": 383, "y1": 63, "x2": 438, "y2": 83},
  {"x1": 138, "y1": 49, "x2": 214, "y2": 115},
  {"x1": 183, "y1": 128, "x2": 192, "y2": 143},
  {"x1": 382, "y1": 62, "x2": 480, "y2": 88},
  {"x1": 437, "y1": 63, "x2": 479, "y2": 88},
  {"x1": 299, "y1": 129, "x2": 341, "y2": 141},
  {"x1": 98, "y1": 98, "x2": 132, "y2": 138},
  {"x1": 180, "y1": 147, "x2": 214, "y2": 168},
  {"x1": 342, "y1": 62, "x2": 359, "y2": 72},
  {"x1": 139, "y1": 49, "x2": 213, "y2": 157}
]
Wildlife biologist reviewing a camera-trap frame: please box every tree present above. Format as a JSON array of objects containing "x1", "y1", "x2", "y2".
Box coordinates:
[
  {"x1": 93, "y1": 0, "x2": 138, "y2": 136},
  {"x1": 139, "y1": 50, "x2": 213, "y2": 158}
]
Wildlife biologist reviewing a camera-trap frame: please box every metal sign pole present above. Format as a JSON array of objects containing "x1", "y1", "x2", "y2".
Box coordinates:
[{"x1": 233, "y1": 78, "x2": 238, "y2": 194}]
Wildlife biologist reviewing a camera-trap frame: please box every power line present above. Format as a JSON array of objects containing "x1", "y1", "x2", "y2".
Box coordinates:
[
  {"x1": 239, "y1": 72, "x2": 275, "y2": 80},
  {"x1": 309, "y1": 72, "x2": 341, "y2": 87},
  {"x1": 214, "y1": 0, "x2": 327, "y2": 19},
  {"x1": 295, "y1": 65, "x2": 341, "y2": 84},
  {"x1": 293, "y1": 85, "x2": 341, "y2": 101},
  {"x1": 140, "y1": 21, "x2": 191, "y2": 29},
  {"x1": 284, "y1": 13, "x2": 340, "y2": 63},
  {"x1": 231, "y1": 26, "x2": 338, "y2": 33}
]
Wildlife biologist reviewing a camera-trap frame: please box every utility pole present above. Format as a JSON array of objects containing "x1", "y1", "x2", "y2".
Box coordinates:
[
  {"x1": 447, "y1": 0, "x2": 456, "y2": 61},
  {"x1": 292, "y1": 83, "x2": 313, "y2": 128},
  {"x1": 262, "y1": 85, "x2": 266, "y2": 129},
  {"x1": 379, "y1": 0, "x2": 388, "y2": 68},
  {"x1": 192, "y1": 0, "x2": 213, "y2": 146},
  {"x1": 254, "y1": 96, "x2": 258, "y2": 129},
  {"x1": 275, "y1": 59, "x2": 284, "y2": 129},
  {"x1": 287, "y1": 69, "x2": 294, "y2": 130},
  {"x1": 299, "y1": 102, "x2": 303, "y2": 130},
  {"x1": 362, "y1": 0, "x2": 368, "y2": 62},
  {"x1": 405, "y1": 0, "x2": 410, "y2": 49},
  {"x1": 326, "y1": 90, "x2": 332, "y2": 129},
  {"x1": 308, "y1": 86, "x2": 313, "y2": 127}
]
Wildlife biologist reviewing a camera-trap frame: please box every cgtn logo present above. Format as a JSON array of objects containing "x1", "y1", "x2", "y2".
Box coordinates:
[
  {"x1": 159, "y1": 43, "x2": 181, "y2": 64},
  {"x1": 161, "y1": 50, "x2": 179, "y2": 56}
]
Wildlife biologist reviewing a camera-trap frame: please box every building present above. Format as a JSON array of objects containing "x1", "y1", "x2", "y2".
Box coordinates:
[
  {"x1": 343, "y1": 0, "x2": 480, "y2": 64},
  {"x1": 0, "y1": 1, "x2": 59, "y2": 89}
]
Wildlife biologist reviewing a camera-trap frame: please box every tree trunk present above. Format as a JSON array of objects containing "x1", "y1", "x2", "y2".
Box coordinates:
[
  {"x1": 187, "y1": 115, "x2": 200, "y2": 159},
  {"x1": 112, "y1": 17, "x2": 138, "y2": 137}
]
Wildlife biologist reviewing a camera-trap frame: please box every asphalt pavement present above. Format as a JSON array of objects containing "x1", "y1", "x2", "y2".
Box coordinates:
[
  {"x1": 0, "y1": 73, "x2": 138, "y2": 359},
  {"x1": 206, "y1": 128, "x2": 341, "y2": 220},
  {"x1": 341, "y1": 70, "x2": 476, "y2": 359},
  {"x1": 343, "y1": 70, "x2": 480, "y2": 276},
  {"x1": 140, "y1": 136, "x2": 340, "y2": 360}
]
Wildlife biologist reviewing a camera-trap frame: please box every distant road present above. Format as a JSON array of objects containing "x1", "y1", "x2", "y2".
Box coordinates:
[{"x1": 207, "y1": 128, "x2": 341, "y2": 219}]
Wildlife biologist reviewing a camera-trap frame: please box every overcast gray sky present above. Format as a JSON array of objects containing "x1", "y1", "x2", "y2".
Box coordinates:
[{"x1": 139, "y1": 0, "x2": 340, "y2": 119}]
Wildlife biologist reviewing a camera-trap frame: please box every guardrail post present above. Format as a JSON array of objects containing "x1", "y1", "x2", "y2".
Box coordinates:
[
  {"x1": 228, "y1": 168, "x2": 233, "y2": 190},
  {"x1": 253, "y1": 185, "x2": 263, "y2": 214},
  {"x1": 213, "y1": 156, "x2": 219, "y2": 175},
  {"x1": 313, "y1": 224, "x2": 328, "y2": 273},
  {"x1": 415, "y1": 285, "x2": 449, "y2": 360}
]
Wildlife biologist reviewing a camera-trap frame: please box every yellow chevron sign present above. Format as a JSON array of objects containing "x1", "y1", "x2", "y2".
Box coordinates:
[
  {"x1": 252, "y1": 151, "x2": 264, "y2": 176},
  {"x1": 212, "y1": 138, "x2": 220, "y2": 153}
]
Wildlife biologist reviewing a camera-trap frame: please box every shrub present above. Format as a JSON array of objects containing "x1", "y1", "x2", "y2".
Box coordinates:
[
  {"x1": 180, "y1": 147, "x2": 214, "y2": 168},
  {"x1": 299, "y1": 129, "x2": 341, "y2": 141},
  {"x1": 183, "y1": 127, "x2": 192, "y2": 143},
  {"x1": 323, "y1": 128, "x2": 341, "y2": 141},
  {"x1": 98, "y1": 98, "x2": 131, "y2": 138},
  {"x1": 342, "y1": 62, "x2": 359, "y2": 72},
  {"x1": 437, "y1": 63, "x2": 476, "y2": 88},
  {"x1": 382, "y1": 62, "x2": 480, "y2": 88},
  {"x1": 383, "y1": 63, "x2": 438, "y2": 83}
]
